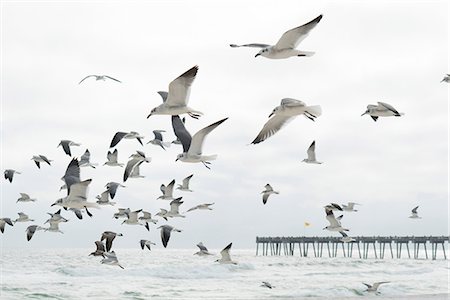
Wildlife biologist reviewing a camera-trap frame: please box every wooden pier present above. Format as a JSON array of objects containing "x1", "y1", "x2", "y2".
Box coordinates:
[{"x1": 255, "y1": 236, "x2": 449, "y2": 260}]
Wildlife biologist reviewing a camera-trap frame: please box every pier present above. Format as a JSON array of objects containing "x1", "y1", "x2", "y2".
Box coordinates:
[{"x1": 255, "y1": 236, "x2": 449, "y2": 260}]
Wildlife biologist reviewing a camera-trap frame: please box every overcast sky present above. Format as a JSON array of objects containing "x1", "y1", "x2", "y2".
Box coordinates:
[{"x1": 0, "y1": 0, "x2": 448, "y2": 250}]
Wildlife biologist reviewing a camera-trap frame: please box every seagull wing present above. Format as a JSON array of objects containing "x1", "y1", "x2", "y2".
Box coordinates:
[
  {"x1": 80, "y1": 149, "x2": 91, "y2": 163},
  {"x1": 188, "y1": 118, "x2": 228, "y2": 156},
  {"x1": 40, "y1": 155, "x2": 52, "y2": 165},
  {"x1": 229, "y1": 43, "x2": 270, "y2": 48},
  {"x1": 197, "y1": 242, "x2": 208, "y2": 251},
  {"x1": 377, "y1": 102, "x2": 400, "y2": 115},
  {"x1": 264, "y1": 184, "x2": 273, "y2": 192},
  {"x1": 78, "y1": 75, "x2": 95, "y2": 84},
  {"x1": 153, "y1": 130, "x2": 164, "y2": 141},
  {"x1": 166, "y1": 65, "x2": 198, "y2": 107},
  {"x1": 339, "y1": 231, "x2": 348, "y2": 238},
  {"x1": 104, "y1": 75, "x2": 121, "y2": 83},
  {"x1": 60, "y1": 141, "x2": 72, "y2": 156},
  {"x1": 274, "y1": 15, "x2": 323, "y2": 50},
  {"x1": 165, "y1": 180, "x2": 175, "y2": 197},
  {"x1": 362, "y1": 283, "x2": 372, "y2": 289},
  {"x1": 172, "y1": 115, "x2": 192, "y2": 153},
  {"x1": 110, "y1": 132, "x2": 127, "y2": 148},
  {"x1": 140, "y1": 239, "x2": 146, "y2": 250},
  {"x1": 157, "y1": 91, "x2": 168, "y2": 103},
  {"x1": 307, "y1": 141, "x2": 317, "y2": 161},
  {"x1": 123, "y1": 158, "x2": 143, "y2": 182},
  {"x1": 373, "y1": 282, "x2": 389, "y2": 289},
  {"x1": 169, "y1": 198, "x2": 183, "y2": 214},
  {"x1": 64, "y1": 158, "x2": 81, "y2": 194},
  {"x1": 251, "y1": 114, "x2": 294, "y2": 144},
  {"x1": 262, "y1": 193, "x2": 270, "y2": 205},
  {"x1": 325, "y1": 209, "x2": 340, "y2": 227},
  {"x1": 160, "y1": 226, "x2": 172, "y2": 248},
  {"x1": 95, "y1": 241, "x2": 105, "y2": 252},
  {"x1": 182, "y1": 174, "x2": 193, "y2": 188},
  {"x1": 411, "y1": 206, "x2": 419, "y2": 214},
  {"x1": 26, "y1": 225, "x2": 38, "y2": 241},
  {"x1": 67, "y1": 179, "x2": 92, "y2": 201},
  {"x1": 220, "y1": 243, "x2": 233, "y2": 261}
]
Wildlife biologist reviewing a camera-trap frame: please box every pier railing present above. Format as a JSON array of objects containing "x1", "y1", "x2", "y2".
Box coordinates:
[{"x1": 255, "y1": 236, "x2": 449, "y2": 260}]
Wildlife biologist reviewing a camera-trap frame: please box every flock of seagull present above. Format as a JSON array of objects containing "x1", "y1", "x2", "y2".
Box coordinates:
[{"x1": 2, "y1": 12, "x2": 448, "y2": 295}]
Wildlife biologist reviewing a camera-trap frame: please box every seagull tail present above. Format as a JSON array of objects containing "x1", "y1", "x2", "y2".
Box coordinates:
[{"x1": 305, "y1": 105, "x2": 322, "y2": 118}]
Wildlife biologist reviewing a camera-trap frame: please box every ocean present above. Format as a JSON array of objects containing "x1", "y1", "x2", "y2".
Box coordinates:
[{"x1": 0, "y1": 248, "x2": 448, "y2": 299}]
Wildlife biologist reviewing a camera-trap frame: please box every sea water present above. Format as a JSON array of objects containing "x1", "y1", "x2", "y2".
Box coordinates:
[{"x1": 0, "y1": 248, "x2": 448, "y2": 299}]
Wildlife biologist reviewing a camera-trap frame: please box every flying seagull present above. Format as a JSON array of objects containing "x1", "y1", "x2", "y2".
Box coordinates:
[
  {"x1": 409, "y1": 206, "x2": 421, "y2": 219},
  {"x1": 31, "y1": 155, "x2": 52, "y2": 169},
  {"x1": 147, "y1": 66, "x2": 203, "y2": 119},
  {"x1": 79, "y1": 149, "x2": 98, "y2": 168},
  {"x1": 342, "y1": 202, "x2": 360, "y2": 212},
  {"x1": 440, "y1": 74, "x2": 449, "y2": 83},
  {"x1": 140, "y1": 239, "x2": 156, "y2": 251},
  {"x1": 147, "y1": 130, "x2": 170, "y2": 150},
  {"x1": 194, "y1": 242, "x2": 213, "y2": 256},
  {"x1": 158, "y1": 225, "x2": 182, "y2": 248},
  {"x1": 113, "y1": 208, "x2": 130, "y2": 219},
  {"x1": 105, "y1": 182, "x2": 125, "y2": 199},
  {"x1": 101, "y1": 251, "x2": 124, "y2": 269},
  {"x1": 261, "y1": 282, "x2": 274, "y2": 289},
  {"x1": 164, "y1": 198, "x2": 186, "y2": 218},
  {"x1": 251, "y1": 98, "x2": 322, "y2": 144},
  {"x1": 123, "y1": 151, "x2": 150, "y2": 182},
  {"x1": 363, "y1": 282, "x2": 390, "y2": 293},
  {"x1": 96, "y1": 191, "x2": 116, "y2": 206},
  {"x1": 45, "y1": 221, "x2": 64, "y2": 234},
  {"x1": 89, "y1": 241, "x2": 106, "y2": 257},
  {"x1": 14, "y1": 212, "x2": 34, "y2": 223},
  {"x1": 79, "y1": 75, "x2": 121, "y2": 84},
  {"x1": 361, "y1": 102, "x2": 404, "y2": 122},
  {"x1": 26, "y1": 225, "x2": 45, "y2": 241},
  {"x1": 261, "y1": 184, "x2": 279, "y2": 205},
  {"x1": 45, "y1": 209, "x2": 68, "y2": 224},
  {"x1": 4, "y1": 169, "x2": 21, "y2": 183},
  {"x1": 216, "y1": 242, "x2": 237, "y2": 264},
  {"x1": 157, "y1": 179, "x2": 175, "y2": 200},
  {"x1": 0, "y1": 218, "x2": 14, "y2": 233},
  {"x1": 172, "y1": 115, "x2": 228, "y2": 169},
  {"x1": 323, "y1": 208, "x2": 348, "y2": 232},
  {"x1": 138, "y1": 211, "x2": 158, "y2": 225},
  {"x1": 230, "y1": 14, "x2": 322, "y2": 59},
  {"x1": 58, "y1": 140, "x2": 81, "y2": 156},
  {"x1": 101, "y1": 231, "x2": 123, "y2": 252},
  {"x1": 302, "y1": 141, "x2": 322, "y2": 164},
  {"x1": 110, "y1": 131, "x2": 144, "y2": 148},
  {"x1": 104, "y1": 149, "x2": 124, "y2": 167},
  {"x1": 339, "y1": 231, "x2": 356, "y2": 243},
  {"x1": 186, "y1": 203, "x2": 214, "y2": 213},
  {"x1": 176, "y1": 174, "x2": 194, "y2": 192},
  {"x1": 122, "y1": 209, "x2": 148, "y2": 230},
  {"x1": 17, "y1": 193, "x2": 37, "y2": 203}
]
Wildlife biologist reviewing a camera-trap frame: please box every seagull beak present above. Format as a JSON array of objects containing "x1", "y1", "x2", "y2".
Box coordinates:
[
  {"x1": 147, "y1": 113, "x2": 152, "y2": 118},
  {"x1": 51, "y1": 203, "x2": 56, "y2": 207},
  {"x1": 255, "y1": 53, "x2": 260, "y2": 58},
  {"x1": 268, "y1": 112, "x2": 274, "y2": 118},
  {"x1": 175, "y1": 158, "x2": 179, "y2": 162},
  {"x1": 361, "y1": 111, "x2": 368, "y2": 116}
]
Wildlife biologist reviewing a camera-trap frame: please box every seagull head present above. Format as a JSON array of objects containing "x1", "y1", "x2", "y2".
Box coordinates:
[
  {"x1": 147, "y1": 107, "x2": 158, "y2": 118},
  {"x1": 175, "y1": 153, "x2": 184, "y2": 162},
  {"x1": 255, "y1": 48, "x2": 268, "y2": 58},
  {"x1": 51, "y1": 198, "x2": 64, "y2": 207},
  {"x1": 361, "y1": 109, "x2": 369, "y2": 116},
  {"x1": 268, "y1": 107, "x2": 279, "y2": 118}
]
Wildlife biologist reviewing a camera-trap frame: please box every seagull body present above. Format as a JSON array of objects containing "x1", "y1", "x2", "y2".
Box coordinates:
[
  {"x1": 4, "y1": 169, "x2": 21, "y2": 183},
  {"x1": 216, "y1": 243, "x2": 237, "y2": 264},
  {"x1": 339, "y1": 231, "x2": 356, "y2": 243},
  {"x1": 302, "y1": 141, "x2": 322, "y2": 164},
  {"x1": 324, "y1": 208, "x2": 349, "y2": 232},
  {"x1": 251, "y1": 98, "x2": 322, "y2": 144},
  {"x1": 26, "y1": 225, "x2": 44, "y2": 241},
  {"x1": 79, "y1": 75, "x2": 121, "y2": 84},
  {"x1": 96, "y1": 191, "x2": 116, "y2": 206},
  {"x1": 110, "y1": 131, "x2": 144, "y2": 148},
  {"x1": 230, "y1": 15, "x2": 322, "y2": 59},
  {"x1": 186, "y1": 203, "x2": 214, "y2": 213},
  {"x1": 172, "y1": 115, "x2": 228, "y2": 168},
  {"x1": 101, "y1": 251, "x2": 124, "y2": 269},
  {"x1": 89, "y1": 241, "x2": 106, "y2": 257},
  {"x1": 158, "y1": 225, "x2": 182, "y2": 248},
  {"x1": 79, "y1": 149, "x2": 98, "y2": 168},
  {"x1": 361, "y1": 102, "x2": 404, "y2": 122},
  {"x1": 31, "y1": 155, "x2": 52, "y2": 169},
  {"x1": 104, "y1": 149, "x2": 124, "y2": 167},
  {"x1": 14, "y1": 212, "x2": 34, "y2": 223},
  {"x1": 140, "y1": 239, "x2": 156, "y2": 251},
  {"x1": 440, "y1": 74, "x2": 449, "y2": 83},
  {"x1": 0, "y1": 218, "x2": 14, "y2": 233},
  {"x1": 342, "y1": 202, "x2": 360, "y2": 212},
  {"x1": 147, "y1": 66, "x2": 203, "y2": 119},
  {"x1": 45, "y1": 209, "x2": 68, "y2": 224},
  {"x1": 165, "y1": 198, "x2": 186, "y2": 218},
  {"x1": 409, "y1": 206, "x2": 421, "y2": 219},
  {"x1": 363, "y1": 282, "x2": 389, "y2": 293},
  {"x1": 194, "y1": 242, "x2": 213, "y2": 256},
  {"x1": 261, "y1": 282, "x2": 274, "y2": 289},
  {"x1": 261, "y1": 184, "x2": 279, "y2": 205},
  {"x1": 147, "y1": 130, "x2": 170, "y2": 150},
  {"x1": 177, "y1": 174, "x2": 194, "y2": 192},
  {"x1": 58, "y1": 140, "x2": 81, "y2": 156},
  {"x1": 139, "y1": 211, "x2": 158, "y2": 224},
  {"x1": 45, "y1": 221, "x2": 64, "y2": 234},
  {"x1": 113, "y1": 208, "x2": 130, "y2": 219},
  {"x1": 158, "y1": 179, "x2": 175, "y2": 200},
  {"x1": 101, "y1": 231, "x2": 123, "y2": 252},
  {"x1": 17, "y1": 193, "x2": 37, "y2": 203}
]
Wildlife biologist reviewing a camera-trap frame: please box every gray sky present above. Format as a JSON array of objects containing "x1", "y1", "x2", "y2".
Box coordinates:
[{"x1": 1, "y1": 0, "x2": 448, "y2": 249}]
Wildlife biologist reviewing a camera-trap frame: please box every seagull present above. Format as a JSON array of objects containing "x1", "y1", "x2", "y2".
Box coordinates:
[
  {"x1": 123, "y1": 151, "x2": 150, "y2": 182},
  {"x1": 4, "y1": 169, "x2": 21, "y2": 183},
  {"x1": 339, "y1": 231, "x2": 356, "y2": 243},
  {"x1": 186, "y1": 203, "x2": 214, "y2": 213},
  {"x1": 96, "y1": 191, "x2": 116, "y2": 206},
  {"x1": 31, "y1": 155, "x2": 52, "y2": 169},
  {"x1": 104, "y1": 149, "x2": 124, "y2": 167},
  {"x1": 79, "y1": 149, "x2": 98, "y2": 168},
  {"x1": 79, "y1": 75, "x2": 121, "y2": 84},
  {"x1": 216, "y1": 242, "x2": 237, "y2": 264},
  {"x1": 147, "y1": 66, "x2": 203, "y2": 119},
  {"x1": 101, "y1": 231, "x2": 123, "y2": 252},
  {"x1": 14, "y1": 212, "x2": 34, "y2": 223},
  {"x1": 58, "y1": 140, "x2": 81, "y2": 156},
  {"x1": 342, "y1": 202, "x2": 360, "y2": 212},
  {"x1": 113, "y1": 208, "x2": 130, "y2": 219},
  {"x1": 26, "y1": 225, "x2": 45, "y2": 241},
  {"x1": 409, "y1": 206, "x2": 421, "y2": 219},
  {"x1": 0, "y1": 218, "x2": 14, "y2": 233},
  {"x1": 177, "y1": 174, "x2": 194, "y2": 192},
  {"x1": 158, "y1": 225, "x2": 182, "y2": 248},
  {"x1": 251, "y1": 98, "x2": 322, "y2": 144},
  {"x1": 302, "y1": 141, "x2": 322, "y2": 164},
  {"x1": 105, "y1": 182, "x2": 125, "y2": 199},
  {"x1": 138, "y1": 211, "x2": 158, "y2": 225},
  {"x1": 361, "y1": 102, "x2": 404, "y2": 122},
  {"x1": 110, "y1": 131, "x2": 144, "y2": 148},
  {"x1": 45, "y1": 221, "x2": 64, "y2": 234},
  {"x1": 140, "y1": 239, "x2": 156, "y2": 251},
  {"x1": 155, "y1": 209, "x2": 169, "y2": 221},
  {"x1": 157, "y1": 179, "x2": 175, "y2": 200},
  {"x1": 101, "y1": 251, "x2": 124, "y2": 269},
  {"x1": 260, "y1": 282, "x2": 274, "y2": 289},
  {"x1": 45, "y1": 209, "x2": 69, "y2": 224},
  {"x1": 165, "y1": 198, "x2": 186, "y2": 218},
  {"x1": 324, "y1": 203, "x2": 343, "y2": 211},
  {"x1": 89, "y1": 241, "x2": 106, "y2": 257},
  {"x1": 172, "y1": 115, "x2": 228, "y2": 168},
  {"x1": 440, "y1": 74, "x2": 449, "y2": 83},
  {"x1": 323, "y1": 208, "x2": 349, "y2": 232},
  {"x1": 230, "y1": 14, "x2": 322, "y2": 59},
  {"x1": 194, "y1": 242, "x2": 213, "y2": 256},
  {"x1": 147, "y1": 130, "x2": 170, "y2": 150},
  {"x1": 363, "y1": 282, "x2": 390, "y2": 293},
  {"x1": 122, "y1": 209, "x2": 148, "y2": 230},
  {"x1": 261, "y1": 184, "x2": 279, "y2": 205},
  {"x1": 17, "y1": 193, "x2": 37, "y2": 203}
]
